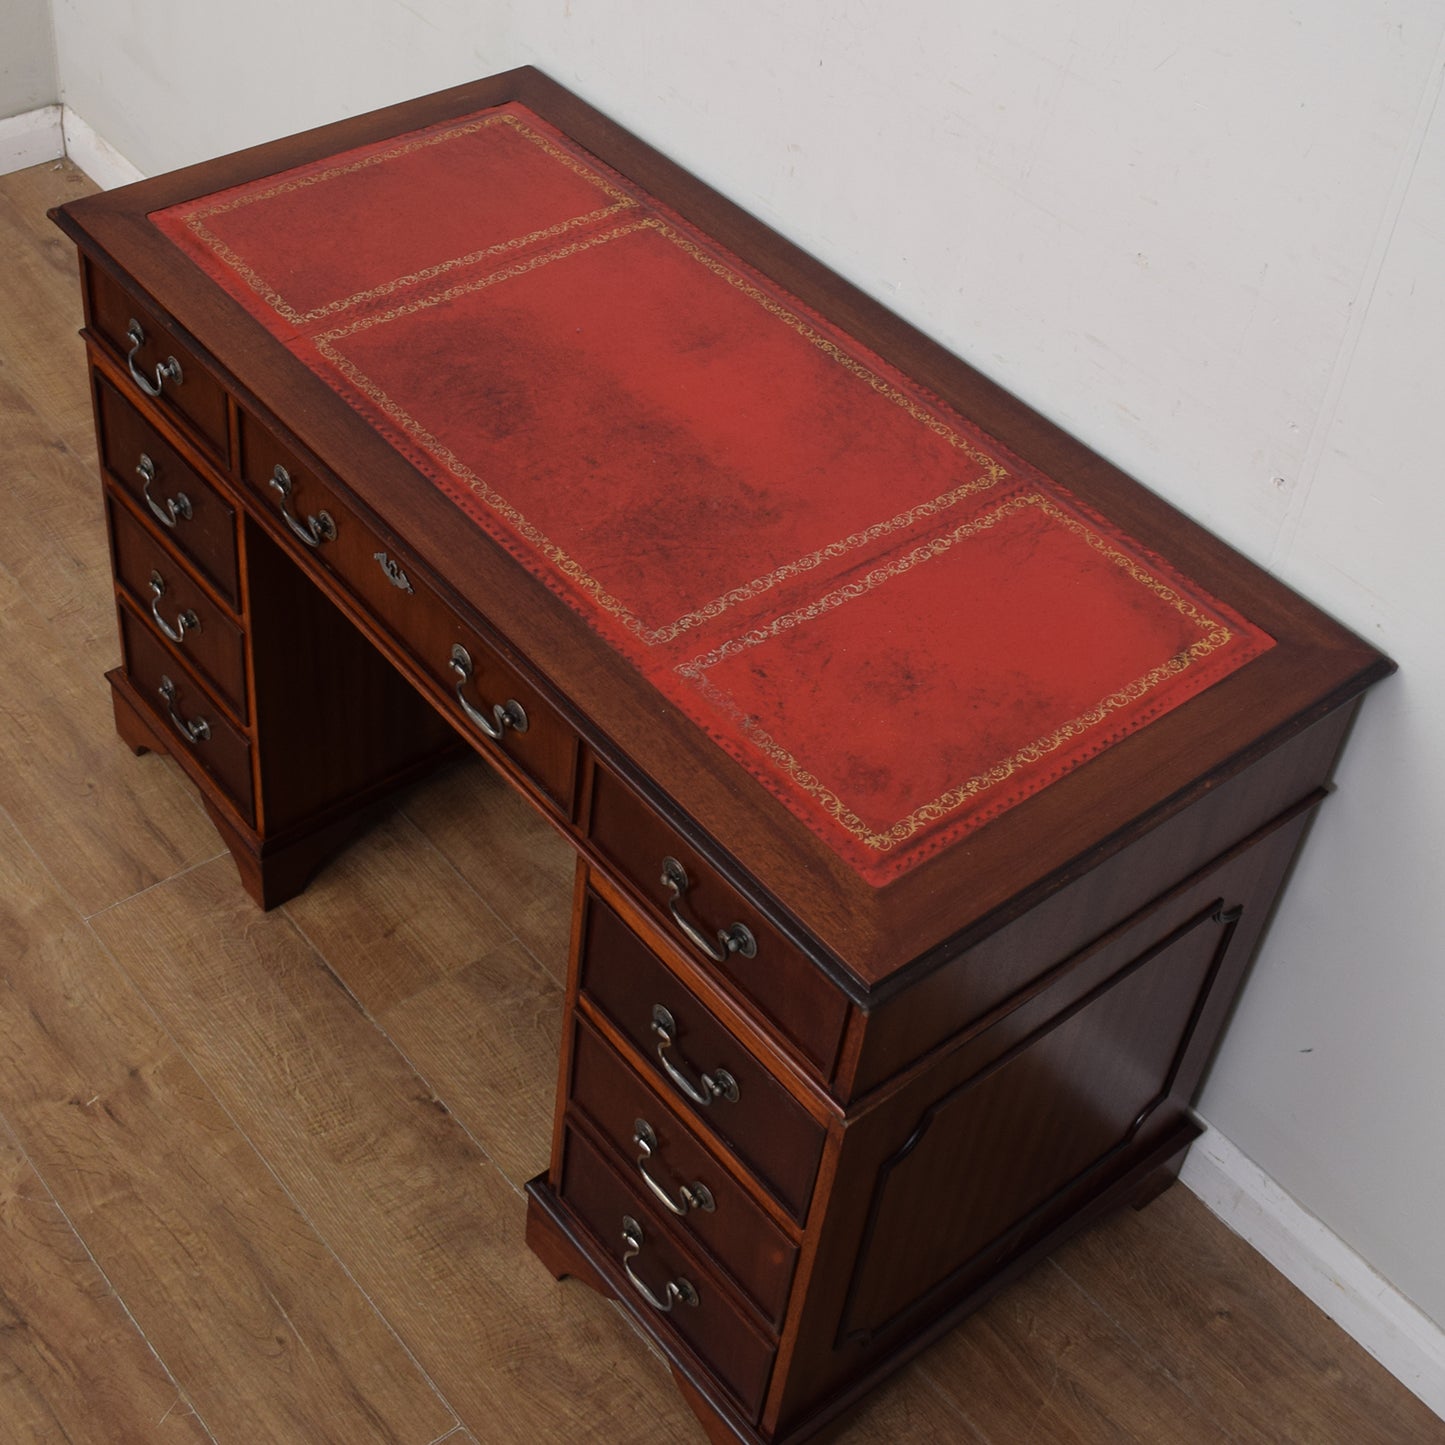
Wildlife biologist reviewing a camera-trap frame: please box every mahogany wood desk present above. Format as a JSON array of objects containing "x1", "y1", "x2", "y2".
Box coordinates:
[{"x1": 52, "y1": 68, "x2": 1392, "y2": 1445}]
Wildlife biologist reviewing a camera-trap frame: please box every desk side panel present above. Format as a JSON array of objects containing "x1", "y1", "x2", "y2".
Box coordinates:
[
  {"x1": 840, "y1": 700, "x2": 1360, "y2": 1098},
  {"x1": 768, "y1": 796, "x2": 1317, "y2": 1435}
]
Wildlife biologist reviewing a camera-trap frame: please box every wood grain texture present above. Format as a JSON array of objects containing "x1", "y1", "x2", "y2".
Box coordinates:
[
  {"x1": 88, "y1": 854, "x2": 704, "y2": 1442},
  {"x1": 919, "y1": 1257, "x2": 1232, "y2": 1444},
  {"x1": 0, "y1": 810, "x2": 455, "y2": 1444},
  {"x1": 0, "y1": 359, "x2": 107, "y2": 644},
  {"x1": 817, "y1": 1361, "x2": 992, "y2": 1444},
  {"x1": 279, "y1": 806, "x2": 516, "y2": 1013},
  {"x1": 0, "y1": 560, "x2": 223, "y2": 915},
  {"x1": 1050, "y1": 1186, "x2": 1445, "y2": 1445},
  {"x1": 0, "y1": 1124, "x2": 212, "y2": 1443},
  {"x1": 376, "y1": 951, "x2": 561, "y2": 1189},
  {"x1": 0, "y1": 163, "x2": 96, "y2": 429},
  {"x1": 0, "y1": 177, "x2": 111, "y2": 638},
  {"x1": 0, "y1": 164, "x2": 223, "y2": 915},
  {"x1": 281, "y1": 805, "x2": 563, "y2": 1187},
  {"x1": 402, "y1": 759, "x2": 577, "y2": 987}
]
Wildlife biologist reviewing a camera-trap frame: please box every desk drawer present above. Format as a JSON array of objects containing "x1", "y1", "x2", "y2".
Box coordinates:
[
  {"x1": 558, "y1": 1123, "x2": 776, "y2": 1420},
  {"x1": 239, "y1": 413, "x2": 576, "y2": 809},
  {"x1": 86, "y1": 265, "x2": 230, "y2": 461},
  {"x1": 95, "y1": 373, "x2": 240, "y2": 606},
  {"x1": 569, "y1": 1016, "x2": 798, "y2": 1326},
  {"x1": 109, "y1": 499, "x2": 247, "y2": 719},
  {"x1": 118, "y1": 606, "x2": 254, "y2": 823},
  {"x1": 589, "y1": 766, "x2": 847, "y2": 1076},
  {"x1": 579, "y1": 892, "x2": 824, "y2": 1223}
]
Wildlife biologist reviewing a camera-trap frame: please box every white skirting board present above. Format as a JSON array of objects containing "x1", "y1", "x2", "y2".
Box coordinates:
[
  {"x1": 0, "y1": 105, "x2": 64, "y2": 175},
  {"x1": 1182, "y1": 1126, "x2": 1445, "y2": 1421},
  {"x1": 0, "y1": 104, "x2": 144, "y2": 187},
  {"x1": 61, "y1": 108, "x2": 144, "y2": 189}
]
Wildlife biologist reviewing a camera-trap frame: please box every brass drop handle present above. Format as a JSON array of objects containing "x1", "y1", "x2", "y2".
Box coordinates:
[
  {"x1": 620, "y1": 1216, "x2": 698, "y2": 1313},
  {"x1": 148, "y1": 571, "x2": 200, "y2": 644},
  {"x1": 136, "y1": 454, "x2": 191, "y2": 528},
  {"x1": 157, "y1": 675, "x2": 209, "y2": 744},
  {"x1": 650, "y1": 1005, "x2": 738, "y2": 1107},
  {"x1": 632, "y1": 1119, "x2": 715, "y2": 1217},
  {"x1": 448, "y1": 644, "x2": 528, "y2": 741},
  {"x1": 268, "y1": 464, "x2": 336, "y2": 548},
  {"x1": 660, "y1": 857, "x2": 757, "y2": 964},
  {"x1": 125, "y1": 318, "x2": 183, "y2": 399}
]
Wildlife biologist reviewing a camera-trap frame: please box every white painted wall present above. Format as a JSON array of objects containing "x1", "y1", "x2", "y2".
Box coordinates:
[
  {"x1": 0, "y1": 0, "x2": 56, "y2": 118},
  {"x1": 49, "y1": 0, "x2": 516, "y2": 173},
  {"x1": 48, "y1": 0, "x2": 1445, "y2": 1332},
  {"x1": 1196, "y1": 44, "x2": 1445, "y2": 1327}
]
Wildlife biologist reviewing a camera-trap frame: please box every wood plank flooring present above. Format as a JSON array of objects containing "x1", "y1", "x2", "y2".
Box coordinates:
[{"x1": 0, "y1": 158, "x2": 1439, "y2": 1444}]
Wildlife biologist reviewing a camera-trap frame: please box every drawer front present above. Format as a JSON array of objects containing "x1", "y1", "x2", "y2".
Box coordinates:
[
  {"x1": 239, "y1": 413, "x2": 576, "y2": 810},
  {"x1": 87, "y1": 265, "x2": 230, "y2": 460},
  {"x1": 589, "y1": 766, "x2": 847, "y2": 1076},
  {"x1": 578, "y1": 892, "x2": 825, "y2": 1223},
  {"x1": 119, "y1": 607, "x2": 254, "y2": 823},
  {"x1": 559, "y1": 1123, "x2": 776, "y2": 1419},
  {"x1": 95, "y1": 373, "x2": 240, "y2": 606},
  {"x1": 570, "y1": 1017, "x2": 798, "y2": 1326},
  {"x1": 109, "y1": 500, "x2": 247, "y2": 718}
]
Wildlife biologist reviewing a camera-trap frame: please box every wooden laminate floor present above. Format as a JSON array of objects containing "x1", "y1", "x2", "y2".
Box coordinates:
[{"x1": 0, "y1": 159, "x2": 1439, "y2": 1445}]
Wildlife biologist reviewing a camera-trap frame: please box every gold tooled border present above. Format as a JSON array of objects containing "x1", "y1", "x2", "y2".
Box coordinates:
[
  {"x1": 674, "y1": 492, "x2": 1237, "y2": 854},
  {"x1": 173, "y1": 112, "x2": 637, "y2": 327},
  {"x1": 312, "y1": 215, "x2": 1014, "y2": 644}
]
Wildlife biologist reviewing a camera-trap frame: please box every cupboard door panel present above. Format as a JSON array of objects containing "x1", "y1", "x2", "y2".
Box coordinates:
[
  {"x1": 830, "y1": 800, "x2": 1319, "y2": 1361},
  {"x1": 840, "y1": 901, "x2": 1227, "y2": 1344}
]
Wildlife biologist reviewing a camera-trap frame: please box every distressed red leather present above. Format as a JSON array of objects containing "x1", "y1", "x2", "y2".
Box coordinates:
[{"x1": 152, "y1": 103, "x2": 1273, "y2": 884}]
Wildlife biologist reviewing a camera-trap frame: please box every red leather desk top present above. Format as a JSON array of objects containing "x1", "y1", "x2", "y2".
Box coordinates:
[{"x1": 152, "y1": 103, "x2": 1272, "y2": 885}]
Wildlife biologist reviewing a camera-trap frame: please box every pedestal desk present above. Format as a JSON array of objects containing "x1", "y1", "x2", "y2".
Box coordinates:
[{"x1": 52, "y1": 68, "x2": 1393, "y2": 1445}]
